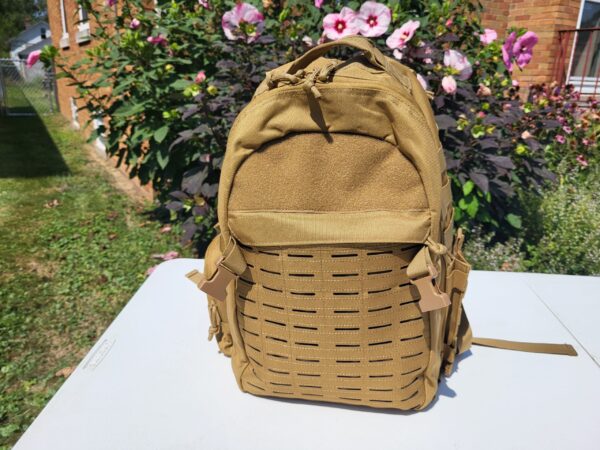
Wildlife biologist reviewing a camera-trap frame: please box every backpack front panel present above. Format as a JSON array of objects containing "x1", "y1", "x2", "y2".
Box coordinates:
[
  {"x1": 214, "y1": 55, "x2": 452, "y2": 410},
  {"x1": 234, "y1": 243, "x2": 430, "y2": 409}
]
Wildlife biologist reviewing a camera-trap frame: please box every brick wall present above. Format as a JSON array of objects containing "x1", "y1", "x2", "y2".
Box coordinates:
[
  {"x1": 481, "y1": 0, "x2": 581, "y2": 88},
  {"x1": 48, "y1": 0, "x2": 152, "y2": 199},
  {"x1": 48, "y1": 0, "x2": 94, "y2": 129}
]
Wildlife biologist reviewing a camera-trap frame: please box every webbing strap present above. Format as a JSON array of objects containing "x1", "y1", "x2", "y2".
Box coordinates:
[
  {"x1": 406, "y1": 246, "x2": 432, "y2": 280},
  {"x1": 471, "y1": 337, "x2": 578, "y2": 356},
  {"x1": 219, "y1": 236, "x2": 247, "y2": 275}
]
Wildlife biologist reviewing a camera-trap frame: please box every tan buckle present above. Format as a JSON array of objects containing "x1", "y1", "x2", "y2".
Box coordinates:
[
  {"x1": 411, "y1": 264, "x2": 450, "y2": 313},
  {"x1": 185, "y1": 258, "x2": 238, "y2": 301}
]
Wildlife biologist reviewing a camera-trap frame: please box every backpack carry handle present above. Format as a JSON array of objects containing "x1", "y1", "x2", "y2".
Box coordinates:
[{"x1": 287, "y1": 36, "x2": 390, "y2": 75}]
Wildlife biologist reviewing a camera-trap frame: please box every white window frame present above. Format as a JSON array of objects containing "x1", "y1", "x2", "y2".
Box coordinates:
[
  {"x1": 567, "y1": 0, "x2": 600, "y2": 94},
  {"x1": 92, "y1": 115, "x2": 107, "y2": 153},
  {"x1": 59, "y1": 0, "x2": 70, "y2": 48},
  {"x1": 70, "y1": 97, "x2": 80, "y2": 129},
  {"x1": 76, "y1": 5, "x2": 91, "y2": 44}
]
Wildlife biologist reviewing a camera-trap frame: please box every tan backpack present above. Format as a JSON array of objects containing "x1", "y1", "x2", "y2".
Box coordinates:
[{"x1": 186, "y1": 36, "x2": 576, "y2": 411}]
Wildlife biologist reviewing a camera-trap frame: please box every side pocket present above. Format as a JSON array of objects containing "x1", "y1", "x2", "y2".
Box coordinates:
[
  {"x1": 204, "y1": 235, "x2": 234, "y2": 356},
  {"x1": 442, "y1": 228, "x2": 471, "y2": 376}
]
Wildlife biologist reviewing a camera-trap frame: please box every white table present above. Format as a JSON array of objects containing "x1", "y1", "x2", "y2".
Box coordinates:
[{"x1": 14, "y1": 259, "x2": 600, "y2": 450}]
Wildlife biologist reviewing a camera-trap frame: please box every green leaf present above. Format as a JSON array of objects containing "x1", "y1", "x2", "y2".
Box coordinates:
[
  {"x1": 506, "y1": 213, "x2": 522, "y2": 229},
  {"x1": 454, "y1": 206, "x2": 463, "y2": 222},
  {"x1": 114, "y1": 102, "x2": 146, "y2": 117},
  {"x1": 156, "y1": 147, "x2": 170, "y2": 169},
  {"x1": 471, "y1": 124, "x2": 485, "y2": 139},
  {"x1": 154, "y1": 125, "x2": 169, "y2": 143},
  {"x1": 170, "y1": 79, "x2": 192, "y2": 90},
  {"x1": 462, "y1": 180, "x2": 475, "y2": 196},
  {"x1": 465, "y1": 194, "x2": 479, "y2": 218}
]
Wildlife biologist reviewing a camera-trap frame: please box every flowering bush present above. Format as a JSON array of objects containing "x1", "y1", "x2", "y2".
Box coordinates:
[
  {"x1": 526, "y1": 84, "x2": 598, "y2": 178},
  {"x1": 51, "y1": 0, "x2": 595, "y2": 251}
]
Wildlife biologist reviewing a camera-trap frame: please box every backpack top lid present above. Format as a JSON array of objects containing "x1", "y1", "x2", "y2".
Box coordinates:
[{"x1": 217, "y1": 36, "x2": 452, "y2": 253}]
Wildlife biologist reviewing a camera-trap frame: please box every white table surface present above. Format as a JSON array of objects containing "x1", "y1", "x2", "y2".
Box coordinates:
[{"x1": 14, "y1": 259, "x2": 600, "y2": 450}]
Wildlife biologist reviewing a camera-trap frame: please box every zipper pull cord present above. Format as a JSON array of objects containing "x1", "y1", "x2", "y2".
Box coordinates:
[
  {"x1": 266, "y1": 69, "x2": 305, "y2": 89},
  {"x1": 303, "y1": 69, "x2": 322, "y2": 99},
  {"x1": 303, "y1": 63, "x2": 338, "y2": 100}
]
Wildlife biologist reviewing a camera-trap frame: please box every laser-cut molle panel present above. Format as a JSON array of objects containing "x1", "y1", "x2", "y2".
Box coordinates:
[
  {"x1": 228, "y1": 133, "x2": 427, "y2": 213},
  {"x1": 236, "y1": 243, "x2": 430, "y2": 410}
]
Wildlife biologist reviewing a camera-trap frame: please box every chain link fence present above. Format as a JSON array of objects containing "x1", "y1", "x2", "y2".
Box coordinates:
[{"x1": 0, "y1": 59, "x2": 58, "y2": 116}]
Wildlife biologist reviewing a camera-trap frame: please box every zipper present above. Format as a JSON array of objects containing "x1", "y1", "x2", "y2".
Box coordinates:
[{"x1": 232, "y1": 79, "x2": 437, "y2": 157}]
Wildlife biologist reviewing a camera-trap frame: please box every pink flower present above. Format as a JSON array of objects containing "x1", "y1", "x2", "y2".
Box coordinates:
[
  {"x1": 442, "y1": 76, "x2": 457, "y2": 94},
  {"x1": 443, "y1": 49, "x2": 472, "y2": 80},
  {"x1": 356, "y1": 1, "x2": 390, "y2": 37},
  {"x1": 576, "y1": 154, "x2": 589, "y2": 167},
  {"x1": 512, "y1": 79, "x2": 519, "y2": 87},
  {"x1": 480, "y1": 28, "x2": 497, "y2": 45},
  {"x1": 147, "y1": 34, "x2": 168, "y2": 46},
  {"x1": 130, "y1": 18, "x2": 141, "y2": 30},
  {"x1": 200, "y1": 153, "x2": 211, "y2": 163},
  {"x1": 26, "y1": 50, "x2": 41, "y2": 68},
  {"x1": 477, "y1": 84, "x2": 492, "y2": 96},
  {"x1": 423, "y1": 58, "x2": 433, "y2": 64},
  {"x1": 198, "y1": 0, "x2": 210, "y2": 8},
  {"x1": 106, "y1": 0, "x2": 116, "y2": 6},
  {"x1": 222, "y1": 3, "x2": 265, "y2": 43},
  {"x1": 314, "y1": 0, "x2": 324, "y2": 8},
  {"x1": 152, "y1": 251, "x2": 179, "y2": 261},
  {"x1": 583, "y1": 138, "x2": 591, "y2": 147},
  {"x1": 476, "y1": 111, "x2": 486, "y2": 119},
  {"x1": 159, "y1": 224, "x2": 172, "y2": 233},
  {"x1": 386, "y1": 20, "x2": 420, "y2": 49},
  {"x1": 195, "y1": 70, "x2": 206, "y2": 83},
  {"x1": 302, "y1": 35, "x2": 314, "y2": 47},
  {"x1": 502, "y1": 31, "x2": 517, "y2": 72},
  {"x1": 323, "y1": 7, "x2": 359, "y2": 40},
  {"x1": 392, "y1": 49, "x2": 403, "y2": 60},
  {"x1": 562, "y1": 125, "x2": 573, "y2": 134},
  {"x1": 146, "y1": 265, "x2": 157, "y2": 276},
  {"x1": 445, "y1": 18, "x2": 453, "y2": 27},
  {"x1": 513, "y1": 31, "x2": 538, "y2": 69},
  {"x1": 555, "y1": 135, "x2": 566, "y2": 144},
  {"x1": 416, "y1": 73, "x2": 428, "y2": 90},
  {"x1": 162, "y1": 251, "x2": 179, "y2": 261}
]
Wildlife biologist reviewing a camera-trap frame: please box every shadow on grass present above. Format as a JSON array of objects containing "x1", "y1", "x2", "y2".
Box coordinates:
[{"x1": 0, "y1": 114, "x2": 70, "y2": 178}]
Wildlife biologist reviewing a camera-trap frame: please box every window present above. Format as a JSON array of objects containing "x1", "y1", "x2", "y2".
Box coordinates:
[
  {"x1": 59, "y1": 0, "x2": 69, "y2": 48},
  {"x1": 70, "y1": 97, "x2": 80, "y2": 129},
  {"x1": 92, "y1": 116, "x2": 107, "y2": 152},
  {"x1": 80, "y1": 7, "x2": 89, "y2": 23},
  {"x1": 568, "y1": 0, "x2": 600, "y2": 94},
  {"x1": 76, "y1": 5, "x2": 91, "y2": 44}
]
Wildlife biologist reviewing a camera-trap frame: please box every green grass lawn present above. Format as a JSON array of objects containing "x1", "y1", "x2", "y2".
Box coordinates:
[{"x1": 0, "y1": 114, "x2": 188, "y2": 448}]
